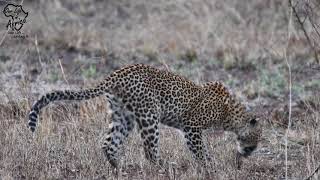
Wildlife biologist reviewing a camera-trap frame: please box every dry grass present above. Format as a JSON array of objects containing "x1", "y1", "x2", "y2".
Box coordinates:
[
  {"x1": 0, "y1": 89, "x2": 319, "y2": 179},
  {"x1": 0, "y1": 0, "x2": 319, "y2": 179}
]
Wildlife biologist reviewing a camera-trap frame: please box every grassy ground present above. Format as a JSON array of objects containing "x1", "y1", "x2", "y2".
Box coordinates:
[{"x1": 0, "y1": 0, "x2": 319, "y2": 179}]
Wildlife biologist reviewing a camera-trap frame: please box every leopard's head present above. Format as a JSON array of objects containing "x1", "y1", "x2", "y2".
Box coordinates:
[
  {"x1": 225, "y1": 99, "x2": 262, "y2": 157},
  {"x1": 234, "y1": 110, "x2": 261, "y2": 157}
]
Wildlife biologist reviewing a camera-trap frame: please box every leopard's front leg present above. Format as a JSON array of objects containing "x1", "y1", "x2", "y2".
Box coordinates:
[{"x1": 183, "y1": 127, "x2": 210, "y2": 167}]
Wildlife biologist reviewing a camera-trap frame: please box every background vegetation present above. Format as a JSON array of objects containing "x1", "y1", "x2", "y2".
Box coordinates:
[{"x1": 0, "y1": 0, "x2": 319, "y2": 179}]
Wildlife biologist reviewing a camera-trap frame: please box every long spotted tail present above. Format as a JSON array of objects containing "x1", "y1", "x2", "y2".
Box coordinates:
[{"x1": 28, "y1": 86, "x2": 105, "y2": 132}]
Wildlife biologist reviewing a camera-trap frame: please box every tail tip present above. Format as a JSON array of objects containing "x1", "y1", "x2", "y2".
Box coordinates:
[
  {"x1": 29, "y1": 127, "x2": 35, "y2": 132},
  {"x1": 28, "y1": 110, "x2": 38, "y2": 132}
]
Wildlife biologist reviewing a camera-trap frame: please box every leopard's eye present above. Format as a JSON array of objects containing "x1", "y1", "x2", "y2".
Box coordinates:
[
  {"x1": 237, "y1": 136, "x2": 245, "y2": 141},
  {"x1": 249, "y1": 119, "x2": 257, "y2": 126}
]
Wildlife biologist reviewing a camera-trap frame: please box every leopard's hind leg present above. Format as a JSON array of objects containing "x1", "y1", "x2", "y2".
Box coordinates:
[
  {"x1": 101, "y1": 94, "x2": 135, "y2": 168},
  {"x1": 135, "y1": 104, "x2": 161, "y2": 166}
]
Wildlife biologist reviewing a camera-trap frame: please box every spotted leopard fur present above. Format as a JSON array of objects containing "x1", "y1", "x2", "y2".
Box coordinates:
[{"x1": 28, "y1": 64, "x2": 261, "y2": 167}]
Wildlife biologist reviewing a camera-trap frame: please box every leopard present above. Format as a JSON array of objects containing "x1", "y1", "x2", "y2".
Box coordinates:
[{"x1": 28, "y1": 64, "x2": 261, "y2": 168}]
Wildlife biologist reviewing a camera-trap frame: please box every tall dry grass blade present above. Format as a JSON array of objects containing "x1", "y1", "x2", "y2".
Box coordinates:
[
  {"x1": 284, "y1": 3, "x2": 293, "y2": 180},
  {"x1": 0, "y1": 29, "x2": 9, "y2": 47},
  {"x1": 58, "y1": 58, "x2": 69, "y2": 85},
  {"x1": 34, "y1": 35, "x2": 43, "y2": 66}
]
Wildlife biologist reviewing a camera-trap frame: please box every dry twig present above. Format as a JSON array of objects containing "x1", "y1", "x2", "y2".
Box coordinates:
[
  {"x1": 304, "y1": 164, "x2": 320, "y2": 180},
  {"x1": 289, "y1": 0, "x2": 319, "y2": 64}
]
